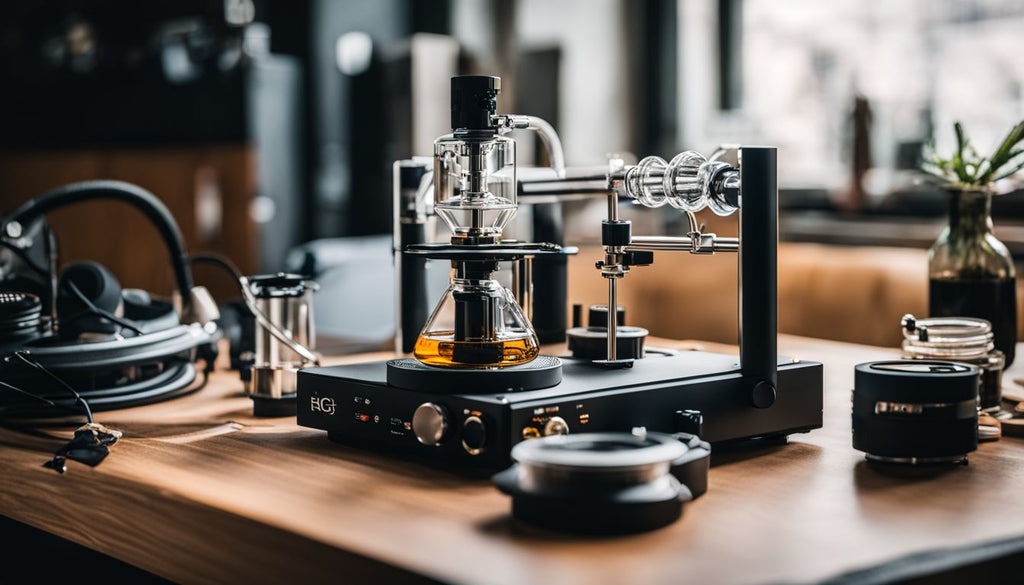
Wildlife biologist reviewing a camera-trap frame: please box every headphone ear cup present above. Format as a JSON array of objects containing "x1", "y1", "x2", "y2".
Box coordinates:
[
  {"x1": 122, "y1": 288, "x2": 180, "y2": 331},
  {"x1": 57, "y1": 261, "x2": 123, "y2": 336}
]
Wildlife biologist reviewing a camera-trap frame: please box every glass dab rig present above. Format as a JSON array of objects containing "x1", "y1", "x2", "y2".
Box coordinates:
[{"x1": 414, "y1": 76, "x2": 540, "y2": 368}]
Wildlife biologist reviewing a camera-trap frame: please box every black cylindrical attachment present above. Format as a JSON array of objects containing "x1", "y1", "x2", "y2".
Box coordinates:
[
  {"x1": 566, "y1": 325, "x2": 647, "y2": 361},
  {"x1": 451, "y1": 75, "x2": 500, "y2": 131},
  {"x1": 571, "y1": 304, "x2": 583, "y2": 328},
  {"x1": 588, "y1": 304, "x2": 625, "y2": 328},
  {"x1": 453, "y1": 289, "x2": 498, "y2": 340},
  {"x1": 602, "y1": 220, "x2": 632, "y2": 247},
  {"x1": 452, "y1": 289, "x2": 502, "y2": 364}
]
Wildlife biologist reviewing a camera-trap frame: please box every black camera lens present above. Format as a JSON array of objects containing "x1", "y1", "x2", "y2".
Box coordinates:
[{"x1": 852, "y1": 360, "x2": 979, "y2": 464}]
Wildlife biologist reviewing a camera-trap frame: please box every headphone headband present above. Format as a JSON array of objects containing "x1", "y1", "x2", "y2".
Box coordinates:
[{"x1": 1, "y1": 180, "x2": 193, "y2": 301}]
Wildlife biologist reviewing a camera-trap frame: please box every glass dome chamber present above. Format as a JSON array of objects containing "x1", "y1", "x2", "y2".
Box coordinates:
[{"x1": 432, "y1": 132, "x2": 516, "y2": 240}]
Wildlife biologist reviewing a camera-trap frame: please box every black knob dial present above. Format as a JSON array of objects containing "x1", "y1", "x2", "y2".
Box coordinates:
[{"x1": 462, "y1": 415, "x2": 487, "y2": 455}]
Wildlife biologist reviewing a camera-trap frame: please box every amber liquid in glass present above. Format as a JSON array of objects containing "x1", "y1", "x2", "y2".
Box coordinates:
[{"x1": 413, "y1": 332, "x2": 539, "y2": 368}]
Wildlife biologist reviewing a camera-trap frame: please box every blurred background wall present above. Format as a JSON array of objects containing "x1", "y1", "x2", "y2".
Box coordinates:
[{"x1": 1, "y1": 0, "x2": 1022, "y2": 347}]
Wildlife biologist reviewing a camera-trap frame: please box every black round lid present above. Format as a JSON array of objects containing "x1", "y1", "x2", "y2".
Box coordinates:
[
  {"x1": 248, "y1": 273, "x2": 315, "y2": 298},
  {"x1": 854, "y1": 360, "x2": 979, "y2": 403},
  {"x1": 451, "y1": 75, "x2": 500, "y2": 131}
]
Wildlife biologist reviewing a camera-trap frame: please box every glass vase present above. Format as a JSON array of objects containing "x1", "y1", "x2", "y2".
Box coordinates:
[{"x1": 928, "y1": 188, "x2": 1017, "y2": 367}]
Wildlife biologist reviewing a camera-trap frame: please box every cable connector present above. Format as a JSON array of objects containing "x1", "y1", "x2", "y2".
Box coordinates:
[
  {"x1": 44, "y1": 422, "x2": 123, "y2": 473},
  {"x1": 181, "y1": 285, "x2": 220, "y2": 326}
]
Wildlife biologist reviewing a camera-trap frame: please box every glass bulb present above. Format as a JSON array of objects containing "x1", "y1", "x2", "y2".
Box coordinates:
[{"x1": 414, "y1": 278, "x2": 539, "y2": 368}]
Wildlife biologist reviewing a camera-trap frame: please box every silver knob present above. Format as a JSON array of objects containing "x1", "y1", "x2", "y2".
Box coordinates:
[
  {"x1": 412, "y1": 403, "x2": 448, "y2": 446},
  {"x1": 543, "y1": 416, "x2": 570, "y2": 436}
]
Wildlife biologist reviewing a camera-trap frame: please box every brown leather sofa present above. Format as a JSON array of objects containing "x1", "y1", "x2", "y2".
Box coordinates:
[{"x1": 568, "y1": 243, "x2": 934, "y2": 349}]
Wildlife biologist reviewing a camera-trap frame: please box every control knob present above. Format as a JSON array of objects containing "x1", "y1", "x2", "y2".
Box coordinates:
[
  {"x1": 412, "y1": 403, "x2": 448, "y2": 446},
  {"x1": 462, "y1": 416, "x2": 487, "y2": 455},
  {"x1": 544, "y1": 416, "x2": 570, "y2": 436}
]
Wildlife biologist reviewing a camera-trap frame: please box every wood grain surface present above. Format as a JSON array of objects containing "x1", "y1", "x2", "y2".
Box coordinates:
[{"x1": 3, "y1": 337, "x2": 1024, "y2": 585}]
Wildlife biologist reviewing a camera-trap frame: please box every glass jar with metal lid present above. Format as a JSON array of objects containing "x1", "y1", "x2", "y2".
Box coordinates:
[
  {"x1": 900, "y1": 314, "x2": 1004, "y2": 413},
  {"x1": 240, "y1": 272, "x2": 320, "y2": 416}
]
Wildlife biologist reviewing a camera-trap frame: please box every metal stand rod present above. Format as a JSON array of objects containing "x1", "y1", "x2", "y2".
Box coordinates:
[
  {"x1": 605, "y1": 189, "x2": 620, "y2": 362},
  {"x1": 626, "y1": 235, "x2": 739, "y2": 253},
  {"x1": 607, "y1": 277, "x2": 617, "y2": 361},
  {"x1": 512, "y1": 257, "x2": 533, "y2": 320}
]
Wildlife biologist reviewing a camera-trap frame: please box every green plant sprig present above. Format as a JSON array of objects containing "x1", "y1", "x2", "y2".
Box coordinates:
[{"x1": 922, "y1": 120, "x2": 1024, "y2": 188}]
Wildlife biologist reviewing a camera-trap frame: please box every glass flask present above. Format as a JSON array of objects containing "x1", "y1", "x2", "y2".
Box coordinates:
[
  {"x1": 414, "y1": 278, "x2": 540, "y2": 368},
  {"x1": 929, "y1": 188, "x2": 1017, "y2": 367},
  {"x1": 433, "y1": 133, "x2": 516, "y2": 239},
  {"x1": 900, "y1": 314, "x2": 1005, "y2": 413}
]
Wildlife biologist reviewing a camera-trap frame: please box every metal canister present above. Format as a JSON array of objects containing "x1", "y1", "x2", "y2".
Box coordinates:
[{"x1": 246, "y1": 273, "x2": 318, "y2": 415}]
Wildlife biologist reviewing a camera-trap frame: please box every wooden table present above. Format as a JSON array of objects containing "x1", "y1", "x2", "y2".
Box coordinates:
[{"x1": 4, "y1": 336, "x2": 1024, "y2": 585}]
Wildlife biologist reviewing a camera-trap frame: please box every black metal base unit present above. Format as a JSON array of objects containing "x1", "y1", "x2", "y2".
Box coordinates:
[{"x1": 297, "y1": 351, "x2": 823, "y2": 468}]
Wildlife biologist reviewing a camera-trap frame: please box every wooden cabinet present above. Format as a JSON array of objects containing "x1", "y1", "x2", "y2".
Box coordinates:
[{"x1": 0, "y1": 146, "x2": 258, "y2": 301}]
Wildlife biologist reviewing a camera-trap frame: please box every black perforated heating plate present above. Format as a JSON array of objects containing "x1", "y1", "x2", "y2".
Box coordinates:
[{"x1": 386, "y1": 356, "x2": 563, "y2": 393}]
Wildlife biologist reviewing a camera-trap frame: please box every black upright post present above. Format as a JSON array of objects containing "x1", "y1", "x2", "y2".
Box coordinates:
[
  {"x1": 738, "y1": 147, "x2": 778, "y2": 408},
  {"x1": 531, "y1": 201, "x2": 567, "y2": 343},
  {"x1": 398, "y1": 223, "x2": 429, "y2": 352},
  {"x1": 395, "y1": 162, "x2": 431, "y2": 353}
]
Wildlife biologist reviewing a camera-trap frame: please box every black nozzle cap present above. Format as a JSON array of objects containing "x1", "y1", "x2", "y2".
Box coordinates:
[
  {"x1": 451, "y1": 75, "x2": 500, "y2": 131},
  {"x1": 397, "y1": 160, "x2": 430, "y2": 187}
]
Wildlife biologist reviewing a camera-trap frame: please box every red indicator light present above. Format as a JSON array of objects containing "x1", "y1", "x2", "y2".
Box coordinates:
[{"x1": 355, "y1": 413, "x2": 371, "y2": 422}]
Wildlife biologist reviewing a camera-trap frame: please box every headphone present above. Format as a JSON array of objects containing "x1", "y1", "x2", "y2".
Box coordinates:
[{"x1": 0, "y1": 180, "x2": 218, "y2": 419}]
